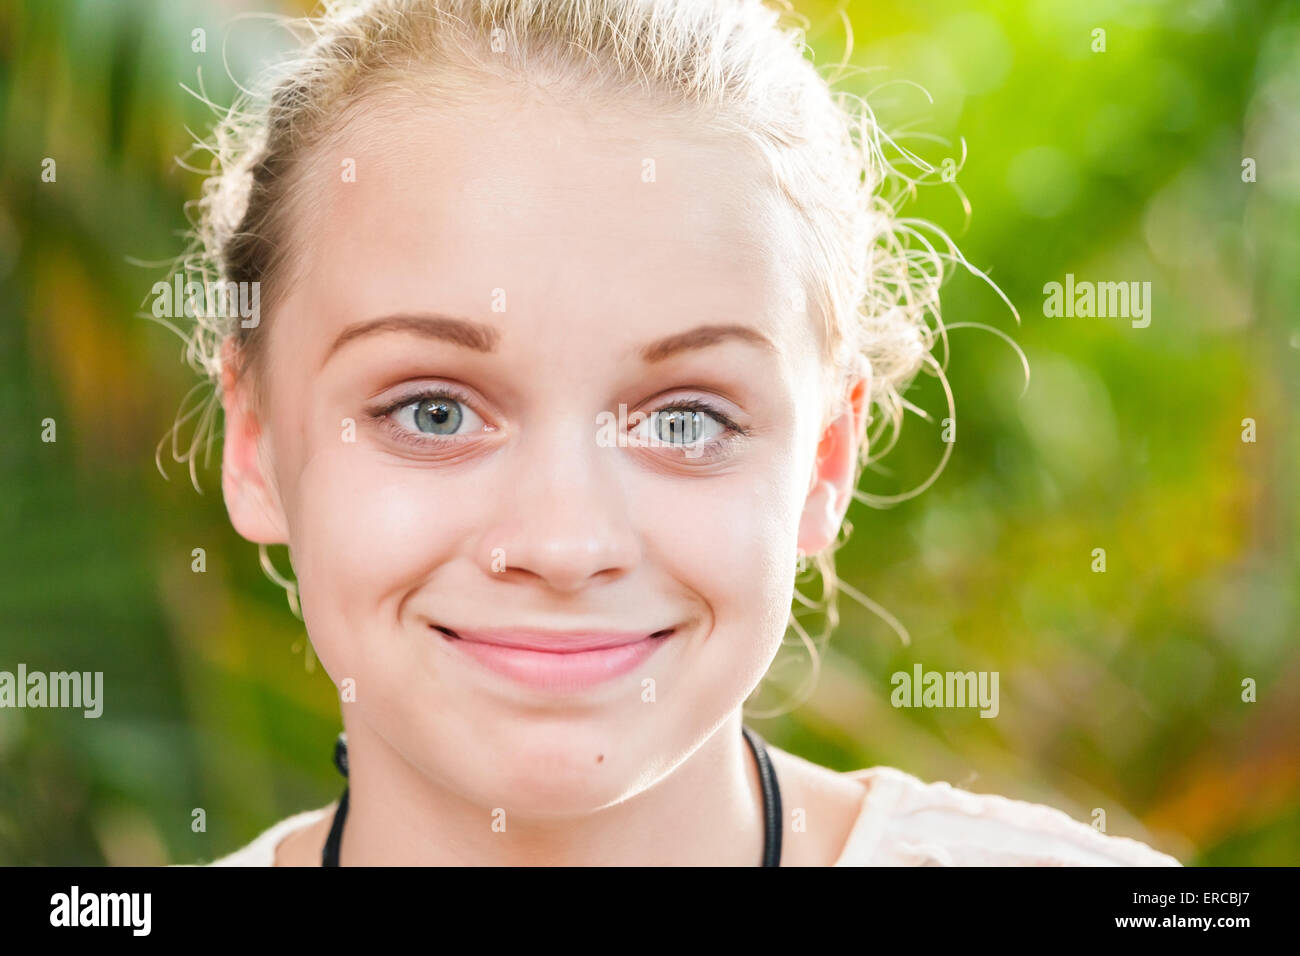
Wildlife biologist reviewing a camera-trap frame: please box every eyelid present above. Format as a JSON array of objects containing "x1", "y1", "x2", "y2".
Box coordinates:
[
  {"x1": 625, "y1": 395, "x2": 751, "y2": 466},
  {"x1": 370, "y1": 381, "x2": 486, "y2": 419},
  {"x1": 642, "y1": 395, "x2": 749, "y2": 436},
  {"x1": 367, "y1": 382, "x2": 495, "y2": 448}
]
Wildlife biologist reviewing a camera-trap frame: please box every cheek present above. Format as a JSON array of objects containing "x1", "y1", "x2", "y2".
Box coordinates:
[
  {"x1": 280, "y1": 443, "x2": 481, "y2": 675},
  {"x1": 632, "y1": 451, "x2": 805, "y2": 659}
]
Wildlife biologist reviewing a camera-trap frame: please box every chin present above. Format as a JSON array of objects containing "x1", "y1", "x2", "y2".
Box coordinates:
[{"x1": 425, "y1": 718, "x2": 665, "y2": 819}]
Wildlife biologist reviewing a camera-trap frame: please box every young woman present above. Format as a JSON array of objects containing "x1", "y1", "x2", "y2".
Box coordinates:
[{"x1": 170, "y1": 0, "x2": 1179, "y2": 866}]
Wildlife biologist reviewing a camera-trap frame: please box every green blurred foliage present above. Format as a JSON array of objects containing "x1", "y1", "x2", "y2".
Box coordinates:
[{"x1": 0, "y1": 0, "x2": 1296, "y2": 865}]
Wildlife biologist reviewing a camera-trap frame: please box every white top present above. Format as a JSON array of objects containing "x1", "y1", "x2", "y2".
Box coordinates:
[{"x1": 201, "y1": 765, "x2": 1181, "y2": 866}]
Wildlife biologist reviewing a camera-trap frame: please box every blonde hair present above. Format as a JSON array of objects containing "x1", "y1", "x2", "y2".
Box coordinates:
[{"x1": 158, "y1": 0, "x2": 1020, "y2": 705}]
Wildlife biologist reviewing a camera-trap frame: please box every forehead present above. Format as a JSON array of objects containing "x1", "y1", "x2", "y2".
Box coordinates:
[{"x1": 281, "y1": 84, "x2": 813, "y2": 356}]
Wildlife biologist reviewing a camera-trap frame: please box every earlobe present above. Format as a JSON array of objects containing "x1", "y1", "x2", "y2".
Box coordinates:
[
  {"x1": 797, "y1": 479, "x2": 841, "y2": 556},
  {"x1": 219, "y1": 339, "x2": 288, "y2": 545},
  {"x1": 797, "y1": 374, "x2": 869, "y2": 556}
]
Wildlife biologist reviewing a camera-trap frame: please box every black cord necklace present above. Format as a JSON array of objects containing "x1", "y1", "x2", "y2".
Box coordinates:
[{"x1": 321, "y1": 724, "x2": 783, "y2": 866}]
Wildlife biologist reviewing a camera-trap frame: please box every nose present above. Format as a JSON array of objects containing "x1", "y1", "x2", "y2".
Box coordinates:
[{"x1": 478, "y1": 418, "x2": 641, "y2": 593}]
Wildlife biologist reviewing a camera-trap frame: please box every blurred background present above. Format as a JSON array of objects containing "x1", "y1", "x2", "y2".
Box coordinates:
[{"x1": 1, "y1": 0, "x2": 1296, "y2": 865}]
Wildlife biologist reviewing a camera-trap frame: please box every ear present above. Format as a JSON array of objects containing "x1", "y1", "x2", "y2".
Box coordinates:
[
  {"x1": 219, "y1": 337, "x2": 289, "y2": 544},
  {"x1": 797, "y1": 372, "x2": 869, "y2": 556}
]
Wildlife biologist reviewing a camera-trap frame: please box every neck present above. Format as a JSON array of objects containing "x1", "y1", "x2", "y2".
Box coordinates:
[{"x1": 336, "y1": 711, "x2": 766, "y2": 865}]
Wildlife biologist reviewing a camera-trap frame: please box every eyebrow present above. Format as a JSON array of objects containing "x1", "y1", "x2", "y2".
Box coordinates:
[
  {"x1": 321, "y1": 314, "x2": 776, "y2": 366},
  {"x1": 637, "y1": 323, "x2": 777, "y2": 363},
  {"x1": 323, "y1": 313, "x2": 500, "y2": 366}
]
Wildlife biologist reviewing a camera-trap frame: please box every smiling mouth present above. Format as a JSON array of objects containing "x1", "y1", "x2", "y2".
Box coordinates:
[
  {"x1": 431, "y1": 624, "x2": 676, "y2": 651},
  {"x1": 430, "y1": 624, "x2": 677, "y2": 692}
]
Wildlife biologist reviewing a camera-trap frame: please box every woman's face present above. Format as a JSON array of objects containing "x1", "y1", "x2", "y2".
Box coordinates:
[{"x1": 221, "y1": 86, "x2": 863, "y2": 816}]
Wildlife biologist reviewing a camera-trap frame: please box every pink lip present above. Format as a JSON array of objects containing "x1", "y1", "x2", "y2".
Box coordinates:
[{"x1": 433, "y1": 626, "x2": 674, "y2": 693}]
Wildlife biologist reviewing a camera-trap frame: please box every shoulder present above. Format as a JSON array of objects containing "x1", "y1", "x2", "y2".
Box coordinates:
[
  {"x1": 184, "y1": 804, "x2": 336, "y2": 867},
  {"x1": 765, "y1": 744, "x2": 879, "y2": 866},
  {"x1": 833, "y1": 765, "x2": 1181, "y2": 867}
]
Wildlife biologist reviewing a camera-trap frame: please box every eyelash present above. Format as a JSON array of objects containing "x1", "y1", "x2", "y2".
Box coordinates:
[
  {"x1": 367, "y1": 387, "x2": 750, "y2": 460},
  {"x1": 643, "y1": 398, "x2": 750, "y2": 461},
  {"x1": 367, "y1": 385, "x2": 484, "y2": 451}
]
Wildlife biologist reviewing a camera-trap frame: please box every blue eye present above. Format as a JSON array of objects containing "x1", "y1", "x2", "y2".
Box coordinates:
[
  {"x1": 630, "y1": 401, "x2": 733, "y2": 449},
  {"x1": 414, "y1": 397, "x2": 461, "y2": 434},
  {"x1": 388, "y1": 394, "x2": 485, "y2": 437},
  {"x1": 651, "y1": 407, "x2": 720, "y2": 444}
]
